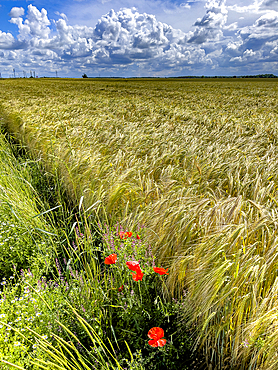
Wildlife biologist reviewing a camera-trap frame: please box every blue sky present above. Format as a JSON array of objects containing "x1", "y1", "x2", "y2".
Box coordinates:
[{"x1": 0, "y1": 0, "x2": 278, "y2": 77}]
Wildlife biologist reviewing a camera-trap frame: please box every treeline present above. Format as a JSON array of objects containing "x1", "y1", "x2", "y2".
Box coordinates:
[{"x1": 175, "y1": 74, "x2": 277, "y2": 79}]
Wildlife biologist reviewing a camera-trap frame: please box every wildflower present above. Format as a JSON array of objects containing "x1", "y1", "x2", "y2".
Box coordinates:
[
  {"x1": 119, "y1": 231, "x2": 132, "y2": 239},
  {"x1": 126, "y1": 261, "x2": 141, "y2": 273},
  {"x1": 242, "y1": 339, "x2": 249, "y2": 348},
  {"x1": 14, "y1": 341, "x2": 21, "y2": 346},
  {"x1": 104, "y1": 254, "x2": 117, "y2": 265},
  {"x1": 118, "y1": 285, "x2": 124, "y2": 292},
  {"x1": 0, "y1": 314, "x2": 5, "y2": 318},
  {"x1": 132, "y1": 270, "x2": 144, "y2": 281},
  {"x1": 148, "y1": 327, "x2": 166, "y2": 347},
  {"x1": 153, "y1": 267, "x2": 169, "y2": 275},
  {"x1": 136, "y1": 234, "x2": 140, "y2": 239},
  {"x1": 119, "y1": 232, "x2": 125, "y2": 239}
]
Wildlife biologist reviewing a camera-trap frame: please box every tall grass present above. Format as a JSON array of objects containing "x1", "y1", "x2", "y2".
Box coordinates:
[
  {"x1": 0, "y1": 124, "x2": 189, "y2": 368},
  {"x1": 0, "y1": 129, "x2": 58, "y2": 278},
  {"x1": 1, "y1": 78, "x2": 278, "y2": 368}
]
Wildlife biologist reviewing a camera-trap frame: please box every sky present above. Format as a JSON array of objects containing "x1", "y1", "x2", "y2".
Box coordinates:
[{"x1": 0, "y1": 0, "x2": 278, "y2": 77}]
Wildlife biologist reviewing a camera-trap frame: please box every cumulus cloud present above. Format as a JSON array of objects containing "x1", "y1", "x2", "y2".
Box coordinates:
[
  {"x1": 0, "y1": 2, "x2": 278, "y2": 76},
  {"x1": 227, "y1": 0, "x2": 265, "y2": 14},
  {"x1": 228, "y1": 0, "x2": 278, "y2": 13},
  {"x1": 9, "y1": 5, "x2": 51, "y2": 40},
  {"x1": 2, "y1": 5, "x2": 213, "y2": 73},
  {"x1": 188, "y1": 0, "x2": 228, "y2": 43},
  {"x1": 0, "y1": 31, "x2": 16, "y2": 50},
  {"x1": 261, "y1": 0, "x2": 278, "y2": 9},
  {"x1": 239, "y1": 11, "x2": 278, "y2": 48},
  {"x1": 55, "y1": 11, "x2": 68, "y2": 21},
  {"x1": 9, "y1": 7, "x2": 25, "y2": 18}
]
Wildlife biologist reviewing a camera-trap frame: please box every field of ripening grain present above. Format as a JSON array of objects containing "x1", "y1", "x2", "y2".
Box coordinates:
[{"x1": 1, "y1": 77, "x2": 278, "y2": 369}]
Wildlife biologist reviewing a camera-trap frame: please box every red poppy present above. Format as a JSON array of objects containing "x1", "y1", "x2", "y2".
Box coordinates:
[
  {"x1": 136, "y1": 234, "x2": 140, "y2": 239},
  {"x1": 118, "y1": 285, "x2": 124, "y2": 292},
  {"x1": 153, "y1": 267, "x2": 169, "y2": 275},
  {"x1": 126, "y1": 261, "x2": 141, "y2": 273},
  {"x1": 119, "y1": 231, "x2": 125, "y2": 239},
  {"x1": 119, "y1": 231, "x2": 133, "y2": 239},
  {"x1": 104, "y1": 254, "x2": 117, "y2": 265},
  {"x1": 131, "y1": 270, "x2": 144, "y2": 281},
  {"x1": 148, "y1": 327, "x2": 166, "y2": 347}
]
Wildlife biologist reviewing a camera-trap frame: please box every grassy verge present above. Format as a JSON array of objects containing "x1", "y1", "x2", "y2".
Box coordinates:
[{"x1": 0, "y1": 122, "x2": 193, "y2": 369}]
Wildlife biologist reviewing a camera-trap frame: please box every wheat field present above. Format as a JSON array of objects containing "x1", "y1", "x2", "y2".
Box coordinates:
[{"x1": 1, "y1": 77, "x2": 278, "y2": 369}]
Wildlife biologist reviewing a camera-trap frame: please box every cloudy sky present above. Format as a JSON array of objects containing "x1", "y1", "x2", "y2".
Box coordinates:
[{"x1": 0, "y1": 0, "x2": 278, "y2": 77}]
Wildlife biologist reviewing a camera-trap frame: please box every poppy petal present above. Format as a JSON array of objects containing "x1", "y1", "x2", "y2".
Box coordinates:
[
  {"x1": 148, "y1": 327, "x2": 164, "y2": 340},
  {"x1": 126, "y1": 232, "x2": 132, "y2": 237},
  {"x1": 126, "y1": 261, "x2": 141, "y2": 273},
  {"x1": 119, "y1": 232, "x2": 125, "y2": 239},
  {"x1": 104, "y1": 254, "x2": 117, "y2": 265},
  {"x1": 148, "y1": 339, "x2": 158, "y2": 347},
  {"x1": 131, "y1": 270, "x2": 144, "y2": 281},
  {"x1": 157, "y1": 339, "x2": 166, "y2": 347},
  {"x1": 153, "y1": 267, "x2": 169, "y2": 275}
]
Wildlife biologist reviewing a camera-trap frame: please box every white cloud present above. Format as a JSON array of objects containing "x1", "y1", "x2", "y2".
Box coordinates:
[
  {"x1": 254, "y1": 10, "x2": 278, "y2": 26},
  {"x1": 261, "y1": 0, "x2": 278, "y2": 9},
  {"x1": 227, "y1": 0, "x2": 265, "y2": 13},
  {"x1": 55, "y1": 11, "x2": 68, "y2": 21},
  {"x1": 9, "y1": 5, "x2": 51, "y2": 40},
  {"x1": 0, "y1": 2, "x2": 278, "y2": 76},
  {"x1": 0, "y1": 31, "x2": 16, "y2": 50},
  {"x1": 188, "y1": 0, "x2": 228, "y2": 43},
  {"x1": 224, "y1": 21, "x2": 238, "y2": 30},
  {"x1": 239, "y1": 10, "x2": 278, "y2": 41},
  {"x1": 180, "y1": 3, "x2": 191, "y2": 10},
  {"x1": 9, "y1": 7, "x2": 25, "y2": 18}
]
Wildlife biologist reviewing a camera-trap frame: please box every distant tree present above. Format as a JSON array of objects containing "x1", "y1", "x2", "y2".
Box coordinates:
[{"x1": 82, "y1": 73, "x2": 88, "y2": 78}]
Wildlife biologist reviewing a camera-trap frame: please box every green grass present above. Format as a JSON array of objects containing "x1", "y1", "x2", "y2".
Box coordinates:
[
  {"x1": 0, "y1": 124, "x2": 190, "y2": 369},
  {"x1": 1, "y1": 78, "x2": 278, "y2": 368}
]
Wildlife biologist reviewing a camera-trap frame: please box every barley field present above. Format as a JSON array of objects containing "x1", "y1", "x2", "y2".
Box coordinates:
[{"x1": 1, "y1": 78, "x2": 278, "y2": 369}]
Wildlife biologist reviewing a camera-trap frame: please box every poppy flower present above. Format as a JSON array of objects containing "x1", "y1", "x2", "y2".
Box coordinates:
[
  {"x1": 119, "y1": 231, "x2": 132, "y2": 239},
  {"x1": 136, "y1": 234, "x2": 140, "y2": 239},
  {"x1": 119, "y1": 231, "x2": 125, "y2": 239},
  {"x1": 153, "y1": 267, "x2": 169, "y2": 275},
  {"x1": 118, "y1": 285, "x2": 124, "y2": 292},
  {"x1": 104, "y1": 254, "x2": 117, "y2": 265},
  {"x1": 126, "y1": 261, "x2": 141, "y2": 273},
  {"x1": 131, "y1": 270, "x2": 144, "y2": 281},
  {"x1": 148, "y1": 327, "x2": 166, "y2": 347}
]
